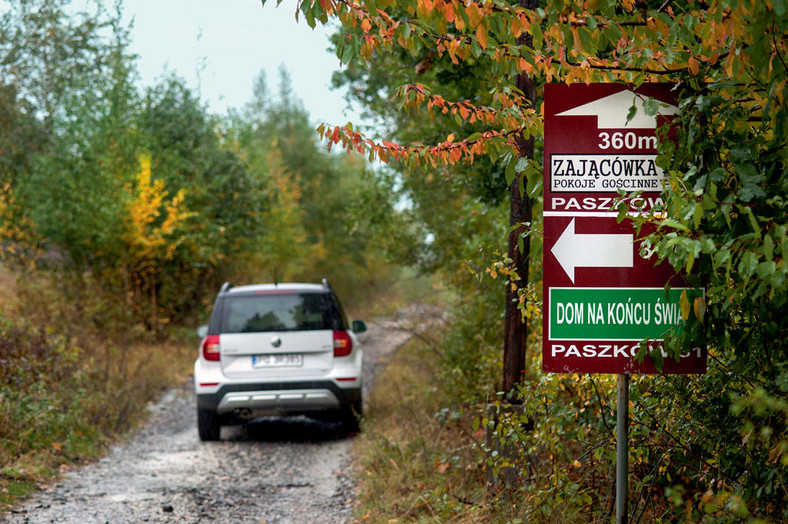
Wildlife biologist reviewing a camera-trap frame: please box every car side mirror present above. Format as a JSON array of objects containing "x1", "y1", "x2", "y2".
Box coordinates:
[
  {"x1": 351, "y1": 320, "x2": 367, "y2": 333},
  {"x1": 196, "y1": 325, "x2": 208, "y2": 338}
]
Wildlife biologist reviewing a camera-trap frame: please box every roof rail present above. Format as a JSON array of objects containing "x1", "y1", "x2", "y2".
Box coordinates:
[{"x1": 219, "y1": 281, "x2": 233, "y2": 293}]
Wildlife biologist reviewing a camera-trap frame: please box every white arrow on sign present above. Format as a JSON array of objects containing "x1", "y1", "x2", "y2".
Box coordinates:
[
  {"x1": 551, "y1": 218, "x2": 634, "y2": 283},
  {"x1": 555, "y1": 90, "x2": 678, "y2": 129}
]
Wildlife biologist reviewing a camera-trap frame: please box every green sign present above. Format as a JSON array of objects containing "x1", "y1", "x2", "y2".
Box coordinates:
[{"x1": 549, "y1": 287, "x2": 700, "y2": 340}]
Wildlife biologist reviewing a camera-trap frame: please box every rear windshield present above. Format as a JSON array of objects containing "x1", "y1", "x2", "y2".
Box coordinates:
[{"x1": 220, "y1": 292, "x2": 342, "y2": 333}]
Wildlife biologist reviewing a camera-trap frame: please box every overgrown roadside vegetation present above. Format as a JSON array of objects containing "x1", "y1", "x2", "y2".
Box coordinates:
[
  {"x1": 353, "y1": 336, "x2": 491, "y2": 523},
  {"x1": 355, "y1": 296, "x2": 787, "y2": 523},
  {"x1": 0, "y1": 266, "x2": 195, "y2": 509}
]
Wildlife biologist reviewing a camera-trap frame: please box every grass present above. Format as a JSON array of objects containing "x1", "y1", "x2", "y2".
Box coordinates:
[
  {"x1": 353, "y1": 336, "x2": 494, "y2": 523},
  {"x1": 350, "y1": 313, "x2": 579, "y2": 524},
  {"x1": 0, "y1": 266, "x2": 196, "y2": 512}
]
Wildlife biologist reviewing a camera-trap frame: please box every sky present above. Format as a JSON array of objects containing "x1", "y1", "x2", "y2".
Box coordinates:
[{"x1": 117, "y1": 0, "x2": 364, "y2": 126}]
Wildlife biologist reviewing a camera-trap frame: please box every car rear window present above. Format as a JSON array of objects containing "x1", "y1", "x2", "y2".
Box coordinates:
[{"x1": 220, "y1": 292, "x2": 342, "y2": 333}]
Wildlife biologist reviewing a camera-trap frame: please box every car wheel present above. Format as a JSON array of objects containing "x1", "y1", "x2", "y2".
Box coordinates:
[
  {"x1": 341, "y1": 402, "x2": 363, "y2": 434},
  {"x1": 197, "y1": 408, "x2": 222, "y2": 441}
]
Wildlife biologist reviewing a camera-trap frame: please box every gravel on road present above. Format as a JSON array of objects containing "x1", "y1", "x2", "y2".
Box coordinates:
[{"x1": 4, "y1": 317, "x2": 415, "y2": 524}]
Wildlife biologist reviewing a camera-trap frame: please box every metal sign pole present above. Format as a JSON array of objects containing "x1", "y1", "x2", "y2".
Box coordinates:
[{"x1": 616, "y1": 373, "x2": 630, "y2": 524}]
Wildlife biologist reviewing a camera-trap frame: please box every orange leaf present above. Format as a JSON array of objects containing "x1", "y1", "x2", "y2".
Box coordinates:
[
  {"x1": 519, "y1": 57, "x2": 534, "y2": 74},
  {"x1": 511, "y1": 17, "x2": 521, "y2": 38},
  {"x1": 518, "y1": 13, "x2": 531, "y2": 33},
  {"x1": 693, "y1": 296, "x2": 706, "y2": 323},
  {"x1": 442, "y1": 2, "x2": 455, "y2": 24},
  {"x1": 476, "y1": 25, "x2": 488, "y2": 50},
  {"x1": 361, "y1": 18, "x2": 372, "y2": 33},
  {"x1": 688, "y1": 56, "x2": 700, "y2": 77}
]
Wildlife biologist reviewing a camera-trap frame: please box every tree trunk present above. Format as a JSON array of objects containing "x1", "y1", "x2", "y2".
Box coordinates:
[{"x1": 502, "y1": 0, "x2": 538, "y2": 397}]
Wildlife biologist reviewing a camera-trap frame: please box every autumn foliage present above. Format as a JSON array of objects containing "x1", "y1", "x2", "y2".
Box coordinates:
[{"x1": 281, "y1": 0, "x2": 787, "y2": 521}]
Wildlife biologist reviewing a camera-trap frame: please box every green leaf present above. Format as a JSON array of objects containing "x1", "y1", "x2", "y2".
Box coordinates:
[
  {"x1": 660, "y1": 219, "x2": 692, "y2": 233},
  {"x1": 742, "y1": 206, "x2": 762, "y2": 240},
  {"x1": 739, "y1": 251, "x2": 759, "y2": 279},
  {"x1": 626, "y1": 104, "x2": 638, "y2": 125},
  {"x1": 736, "y1": 162, "x2": 766, "y2": 202},
  {"x1": 763, "y1": 233, "x2": 774, "y2": 262},
  {"x1": 693, "y1": 203, "x2": 704, "y2": 229},
  {"x1": 635, "y1": 340, "x2": 649, "y2": 362},
  {"x1": 531, "y1": 20, "x2": 543, "y2": 48},
  {"x1": 755, "y1": 261, "x2": 776, "y2": 280},
  {"x1": 577, "y1": 26, "x2": 598, "y2": 55},
  {"x1": 651, "y1": 346, "x2": 664, "y2": 373},
  {"x1": 503, "y1": 153, "x2": 517, "y2": 187},
  {"x1": 643, "y1": 96, "x2": 660, "y2": 116}
]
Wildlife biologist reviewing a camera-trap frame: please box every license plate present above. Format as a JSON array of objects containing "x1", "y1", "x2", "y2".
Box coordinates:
[{"x1": 252, "y1": 353, "x2": 303, "y2": 368}]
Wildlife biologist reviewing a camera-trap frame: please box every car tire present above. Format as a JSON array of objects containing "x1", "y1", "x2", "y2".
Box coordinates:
[
  {"x1": 341, "y1": 402, "x2": 363, "y2": 434},
  {"x1": 197, "y1": 408, "x2": 222, "y2": 441}
]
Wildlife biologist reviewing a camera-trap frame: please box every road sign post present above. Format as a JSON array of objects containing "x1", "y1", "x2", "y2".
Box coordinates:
[
  {"x1": 617, "y1": 373, "x2": 630, "y2": 524},
  {"x1": 542, "y1": 83, "x2": 706, "y2": 522}
]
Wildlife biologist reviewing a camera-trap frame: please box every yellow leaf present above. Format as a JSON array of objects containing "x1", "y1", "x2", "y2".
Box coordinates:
[
  {"x1": 466, "y1": 3, "x2": 481, "y2": 30},
  {"x1": 454, "y1": 12, "x2": 465, "y2": 31},
  {"x1": 680, "y1": 290, "x2": 690, "y2": 320},
  {"x1": 417, "y1": 0, "x2": 433, "y2": 17},
  {"x1": 124, "y1": 154, "x2": 191, "y2": 261}
]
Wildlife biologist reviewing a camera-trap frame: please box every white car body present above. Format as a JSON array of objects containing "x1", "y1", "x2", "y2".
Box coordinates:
[{"x1": 194, "y1": 282, "x2": 365, "y2": 440}]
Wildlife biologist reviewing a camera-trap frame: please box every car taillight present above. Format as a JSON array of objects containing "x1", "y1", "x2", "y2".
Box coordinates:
[
  {"x1": 202, "y1": 335, "x2": 221, "y2": 361},
  {"x1": 333, "y1": 330, "x2": 352, "y2": 357}
]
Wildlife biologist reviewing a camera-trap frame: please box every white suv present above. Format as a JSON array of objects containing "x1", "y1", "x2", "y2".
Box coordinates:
[{"x1": 194, "y1": 281, "x2": 365, "y2": 441}]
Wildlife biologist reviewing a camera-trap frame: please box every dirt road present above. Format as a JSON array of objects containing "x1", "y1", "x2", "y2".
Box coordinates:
[{"x1": 4, "y1": 318, "x2": 412, "y2": 524}]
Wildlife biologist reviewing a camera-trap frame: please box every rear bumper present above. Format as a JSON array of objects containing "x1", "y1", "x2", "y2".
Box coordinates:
[{"x1": 197, "y1": 380, "x2": 362, "y2": 416}]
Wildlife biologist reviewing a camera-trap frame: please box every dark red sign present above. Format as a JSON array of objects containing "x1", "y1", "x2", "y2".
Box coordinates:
[{"x1": 542, "y1": 83, "x2": 706, "y2": 374}]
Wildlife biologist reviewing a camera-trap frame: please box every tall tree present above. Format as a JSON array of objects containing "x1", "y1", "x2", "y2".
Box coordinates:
[
  {"x1": 0, "y1": 0, "x2": 121, "y2": 131},
  {"x1": 226, "y1": 68, "x2": 400, "y2": 303}
]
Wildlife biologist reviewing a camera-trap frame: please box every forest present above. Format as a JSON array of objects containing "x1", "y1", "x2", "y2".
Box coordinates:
[
  {"x1": 2, "y1": 0, "x2": 787, "y2": 522},
  {"x1": 0, "y1": 0, "x2": 406, "y2": 507}
]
